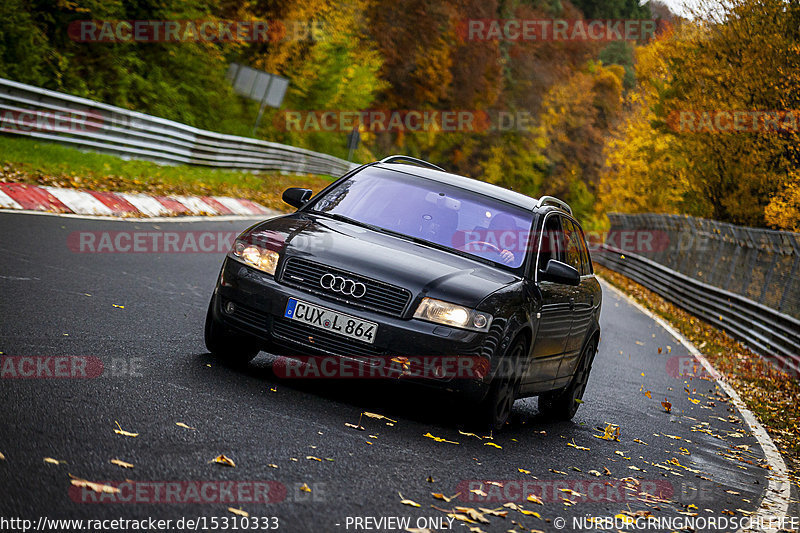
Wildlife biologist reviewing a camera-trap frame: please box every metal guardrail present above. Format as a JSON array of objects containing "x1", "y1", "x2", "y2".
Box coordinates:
[
  {"x1": 595, "y1": 222, "x2": 800, "y2": 377},
  {"x1": 0, "y1": 77, "x2": 356, "y2": 177}
]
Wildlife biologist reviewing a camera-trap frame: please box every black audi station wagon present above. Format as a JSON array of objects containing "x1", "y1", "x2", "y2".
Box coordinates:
[{"x1": 205, "y1": 156, "x2": 602, "y2": 429}]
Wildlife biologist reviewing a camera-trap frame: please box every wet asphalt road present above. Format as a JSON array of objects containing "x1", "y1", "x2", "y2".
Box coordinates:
[{"x1": 0, "y1": 211, "x2": 788, "y2": 532}]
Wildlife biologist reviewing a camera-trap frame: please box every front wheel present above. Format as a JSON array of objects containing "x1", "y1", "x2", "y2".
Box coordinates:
[
  {"x1": 538, "y1": 338, "x2": 597, "y2": 421},
  {"x1": 473, "y1": 338, "x2": 526, "y2": 432},
  {"x1": 204, "y1": 296, "x2": 260, "y2": 367}
]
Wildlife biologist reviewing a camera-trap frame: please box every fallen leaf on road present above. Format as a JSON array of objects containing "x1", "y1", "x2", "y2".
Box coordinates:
[
  {"x1": 594, "y1": 423, "x2": 620, "y2": 441},
  {"x1": 175, "y1": 422, "x2": 195, "y2": 430},
  {"x1": 110, "y1": 459, "x2": 133, "y2": 469},
  {"x1": 526, "y1": 493, "x2": 543, "y2": 504},
  {"x1": 518, "y1": 468, "x2": 531, "y2": 474},
  {"x1": 432, "y1": 492, "x2": 460, "y2": 502},
  {"x1": 549, "y1": 469, "x2": 567, "y2": 475},
  {"x1": 211, "y1": 454, "x2": 236, "y2": 467},
  {"x1": 363, "y1": 412, "x2": 397, "y2": 423},
  {"x1": 502, "y1": 503, "x2": 540, "y2": 518},
  {"x1": 405, "y1": 529, "x2": 432, "y2": 533},
  {"x1": 228, "y1": 507, "x2": 248, "y2": 517},
  {"x1": 423, "y1": 432, "x2": 459, "y2": 444},
  {"x1": 268, "y1": 464, "x2": 278, "y2": 468},
  {"x1": 479, "y1": 508, "x2": 508, "y2": 517},
  {"x1": 603, "y1": 467, "x2": 612, "y2": 476},
  {"x1": 662, "y1": 400, "x2": 672, "y2": 413},
  {"x1": 44, "y1": 457, "x2": 66, "y2": 465},
  {"x1": 567, "y1": 440, "x2": 590, "y2": 451},
  {"x1": 455, "y1": 507, "x2": 490, "y2": 524},
  {"x1": 458, "y1": 430, "x2": 483, "y2": 439},
  {"x1": 448, "y1": 513, "x2": 475, "y2": 524},
  {"x1": 470, "y1": 488, "x2": 487, "y2": 497},
  {"x1": 468, "y1": 527, "x2": 487, "y2": 533},
  {"x1": 112, "y1": 304, "x2": 124, "y2": 309},
  {"x1": 344, "y1": 422, "x2": 365, "y2": 430},
  {"x1": 426, "y1": 475, "x2": 435, "y2": 483},
  {"x1": 0, "y1": 452, "x2": 5, "y2": 460},
  {"x1": 306, "y1": 456, "x2": 322, "y2": 461},
  {"x1": 484, "y1": 442, "x2": 502, "y2": 449},
  {"x1": 69, "y1": 476, "x2": 120, "y2": 494},
  {"x1": 644, "y1": 391, "x2": 652, "y2": 399},
  {"x1": 399, "y1": 493, "x2": 420, "y2": 507},
  {"x1": 588, "y1": 469, "x2": 601, "y2": 477},
  {"x1": 633, "y1": 439, "x2": 648, "y2": 445},
  {"x1": 113, "y1": 421, "x2": 138, "y2": 438},
  {"x1": 299, "y1": 483, "x2": 311, "y2": 492}
]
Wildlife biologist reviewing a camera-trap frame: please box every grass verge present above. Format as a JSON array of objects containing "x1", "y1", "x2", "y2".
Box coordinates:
[
  {"x1": 0, "y1": 135, "x2": 337, "y2": 212},
  {"x1": 596, "y1": 264, "x2": 799, "y2": 486}
]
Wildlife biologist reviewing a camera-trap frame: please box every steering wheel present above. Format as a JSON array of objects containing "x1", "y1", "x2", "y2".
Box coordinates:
[{"x1": 458, "y1": 240, "x2": 503, "y2": 254}]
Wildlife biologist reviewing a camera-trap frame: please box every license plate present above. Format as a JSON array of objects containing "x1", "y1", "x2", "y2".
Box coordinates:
[{"x1": 284, "y1": 299, "x2": 377, "y2": 344}]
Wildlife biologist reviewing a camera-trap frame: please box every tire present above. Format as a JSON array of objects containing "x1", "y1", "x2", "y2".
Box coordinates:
[
  {"x1": 473, "y1": 338, "x2": 526, "y2": 432},
  {"x1": 538, "y1": 338, "x2": 597, "y2": 421},
  {"x1": 204, "y1": 295, "x2": 260, "y2": 367}
]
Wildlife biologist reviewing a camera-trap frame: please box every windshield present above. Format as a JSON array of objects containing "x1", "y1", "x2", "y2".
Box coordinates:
[{"x1": 310, "y1": 167, "x2": 534, "y2": 270}]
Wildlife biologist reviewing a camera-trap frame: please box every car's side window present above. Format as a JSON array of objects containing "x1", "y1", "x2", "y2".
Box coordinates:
[
  {"x1": 574, "y1": 223, "x2": 592, "y2": 275},
  {"x1": 537, "y1": 214, "x2": 565, "y2": 273},
  {"x1": 562, "y1": 217, "x2": 584, "y2": 275}
]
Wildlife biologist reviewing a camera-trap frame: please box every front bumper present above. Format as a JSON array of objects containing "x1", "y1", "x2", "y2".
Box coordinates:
[{"x1": 212, "y1": 257, "x2": 505, "y2": 401}]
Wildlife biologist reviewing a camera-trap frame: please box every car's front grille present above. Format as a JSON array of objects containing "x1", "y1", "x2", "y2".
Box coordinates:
[
  {"x1": 272, "y1": 317, "x2": 386, "y2": 359},
  {"x1": 279, "y1": 257, "x2": 411, "y2": 317}
]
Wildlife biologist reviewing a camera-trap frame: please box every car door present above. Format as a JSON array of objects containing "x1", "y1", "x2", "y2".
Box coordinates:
[
  {"x1": 523, "y1": 213, "x2": 574, "y2": 390},
  {"x1": 554, "y1": 217, "x2": 595, "y2": 387}
]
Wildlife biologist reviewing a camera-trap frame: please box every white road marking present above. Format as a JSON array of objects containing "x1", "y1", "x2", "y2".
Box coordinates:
[
  {"x1": 117, "y1": 193, "x2": 171, "y2": 217},
  {"x1": 600, "y1": 278, "x2": 790, "y2": 533},
  {"x1": 213, "y1": 196, "x2": 256, "y2": 215},
  {"x1": 42, "y1": 187, "x2": 113, "y2": 216},
  {"x1": 0, "y1": 208, "x2": 271, "y2": 223},
  {"x1": 0, "y1": 189, "x2": 23, "y2": 210},
  {"x1": 170, "y1": 195, "x2": 218, "y2": 215}
]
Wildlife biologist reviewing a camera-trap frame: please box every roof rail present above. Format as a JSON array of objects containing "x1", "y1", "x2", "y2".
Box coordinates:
[
  {"x1": 379, "y1": 155, "x2": 445, "y2": 172},
  {"x1": 536, "y1": 195, "x2": 573, "y2": 215}
]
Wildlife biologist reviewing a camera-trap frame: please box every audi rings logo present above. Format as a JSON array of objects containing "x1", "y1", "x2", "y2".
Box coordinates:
[{"x1": 320, "y1": 273, "x2": 367, "y2": 298}]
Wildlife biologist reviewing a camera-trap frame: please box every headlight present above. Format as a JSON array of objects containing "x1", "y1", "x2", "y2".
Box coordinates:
[
  {"x1": 230, "y1": 239, "x2": 280, "y2": 275},
  {"x1": 413, "y1": 297, "x2": 492, "y2": 332}
]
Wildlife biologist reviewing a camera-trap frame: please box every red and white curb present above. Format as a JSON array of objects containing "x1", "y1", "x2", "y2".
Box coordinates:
[{"x1": 0, "y1": 183, "x2": 274, "y2": 218}]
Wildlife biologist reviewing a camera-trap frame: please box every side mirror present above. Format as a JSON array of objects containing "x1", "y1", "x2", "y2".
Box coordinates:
[
  {"x1": 282, "y1": 188, "x2": 313, "y2": 209},
  {"x1": 539, "y1": 259, "x2": 580, "y2": 286}
]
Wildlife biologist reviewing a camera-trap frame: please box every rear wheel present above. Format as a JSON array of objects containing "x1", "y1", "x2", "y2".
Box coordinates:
[
  {"x1": 474, "y1": 338, "x2": 526, "y2": 432},
  {"x1": 204, "y1": 296, "x2": 260, "y2": 367},
  {"x1": 538, "y1": 338, "x2": 597, "y2": 421}
]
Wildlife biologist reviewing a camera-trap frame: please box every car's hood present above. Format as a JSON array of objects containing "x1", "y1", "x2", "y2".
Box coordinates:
[{"x1": 246, "y1": 214, "x2": 520, "y2": 307}]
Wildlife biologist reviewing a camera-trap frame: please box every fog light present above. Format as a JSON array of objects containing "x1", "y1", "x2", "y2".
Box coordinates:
[
  {"x1": 473, "y1": 314, "x2": 488, "y2": 329},
  {"x1": 224, "y1": 301, "x2": 236, "y2": 314}
]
